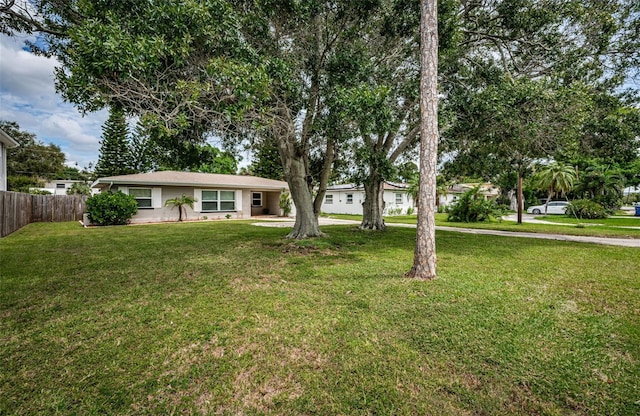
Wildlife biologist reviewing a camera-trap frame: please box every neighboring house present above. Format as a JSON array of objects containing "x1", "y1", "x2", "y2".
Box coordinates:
[
  {"x1": 32, "y1": 180, "x2": 90, "y2": 195},
  {"x1": 321, "y1": 182, "x2": 415, "y2": 215},
  {"x1": 439, "y1": 183, "x2": 500, "y2": 207},
  {"x1": 0, "y1": 128, "x2": 19, "y2": 191},
  {"x1": 91, "y1": 171, "x2": 292, "y2": 223}
]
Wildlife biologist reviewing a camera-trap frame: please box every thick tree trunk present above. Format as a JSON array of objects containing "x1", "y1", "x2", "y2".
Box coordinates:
[
  {"x1": 360, "y1": 179, "x2": 386, "y2": 230},
  {"x1": 277, "y1": 136, "x2": 322, "y2": 239},
  {"x1": 284, "y1": 156, "x2": 322, "y2": 238},
  {"x1": 407, "y1": 0, "x2": 437, "y2": 280}
]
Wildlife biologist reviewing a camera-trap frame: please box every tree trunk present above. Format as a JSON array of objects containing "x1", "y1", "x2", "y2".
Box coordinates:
[
  {"x1": 544, "y1": 190, "x2": 553, "y2": 215},
  {"x1": 277, "y1": 137, "x2": 322, "y2": 239},
  {"x1": 516, "y1": 173, "x2": 523, "y2": 224},
  {"x1": 407, "y1": 0, "x2": 437, "y2": 280},
  {"x1": 360, "y1": 179, "x2": 386, "y2": 230},
  {"x1": 313, "y1": 138, "x2": 335, "y2": 216}
]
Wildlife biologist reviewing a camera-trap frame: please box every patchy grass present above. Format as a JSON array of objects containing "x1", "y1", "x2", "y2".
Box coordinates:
[
  {"x1": 1, "y1": 221, "x2": 639, "y2": 415},
  {"x1": 324, "y1": 213, "x2": 640, "y2": 239}
]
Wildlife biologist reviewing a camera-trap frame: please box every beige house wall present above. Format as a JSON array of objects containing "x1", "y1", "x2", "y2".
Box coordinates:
[{"x1": 110, "y1": 185, "x2": 275, "y2": 223}]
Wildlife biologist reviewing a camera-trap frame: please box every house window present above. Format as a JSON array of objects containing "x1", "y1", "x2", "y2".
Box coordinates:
[
  {"x1": 325, "y1": 194, "x2": 333, "y2": 204},
  {"x1": 395, "y1": 193, "x2": 403, "y2": 204},
  {"x1": 252, "y1": 192, "x2": 262, "y2": 207},
  {"x1": 202, "y1": 190, "x2": 236, "y2": 212},
  {"x1": 129, "y1": 188, "x2": 153, "y2": 208},
  {"x1": 56, "y1": 183, "x2": 66, "y2": 189},
  {"x1": 346, "y1": 194, "x2": 353, "y2": 204}
]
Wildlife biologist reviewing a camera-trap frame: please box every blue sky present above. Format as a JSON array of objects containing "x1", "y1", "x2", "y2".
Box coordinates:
[{"x1": 0, "y1": 33, "x2": 108, "y2": 170}]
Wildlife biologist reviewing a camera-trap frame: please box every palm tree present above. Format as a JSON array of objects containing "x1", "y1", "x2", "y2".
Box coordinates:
[
  {"x1": 164, "y1": 194, "x2": 197, "y2": 222},
  {"x1": 535, "y1": 162, "x2": 576, "y2": 214},
  {"x1": 574, "y1": 167, "x2": 625, "y2": 210}
]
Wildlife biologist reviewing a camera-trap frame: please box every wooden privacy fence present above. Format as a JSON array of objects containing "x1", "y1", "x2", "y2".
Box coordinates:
[{"x1": 0, "y1": 191, "x2": 87, "y2": 238}]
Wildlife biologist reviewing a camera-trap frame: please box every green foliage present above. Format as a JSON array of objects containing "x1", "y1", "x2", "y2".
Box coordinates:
[
  {"x1": 86, "y1": 191, "x2": 138, "y2": 226},
  {"x1": 1, "y1": 120, "x2": 66, "y2": 190},
  {"x1": 94, "y1": 106, "x2": 133, "y2": 178},
  {"x1": 7, "y1": 175, "x2": 43, "y2": 193},
  {"x1": 385, "y1": 207, "x2": 403, "y2": 216},
  {"x1": 156, "y1": 139, "x2": 238, "y2": 174},
  {"x1": 579, "y1": 93, "x2": 640, "y2": 164},
  {"x1": 58, "y1": 166, "x2": 92, "y2": 181},
  {"x1": 164, "y1": 194, "x2": 196, "y2": 222},
  {"x1": 279, "y1": 191, "x2": 292, "y2": 217},
  {"x1": 191, "y1": 144, "x2": 237, "y2": 174},
  {"x1": 573, "y1": 166, "x2": 625, "y2": 211},
  {"x1": 66, "y1": 182, "x2": 92, "y2": 196},
  {"x1": 567, "y1": 199, "x2": 608, "y2": 220},
  {"x1": 534, "y1": 162, "x2": 576, "y2": 197},
  {"x1": 129, "y1": 121, "x2": 159, "y2": 173},
  {"x1": 28, "y1": 189, "x2": 51, "y2": 195},
  {"x1": 249, "y1": 139, "x2": 283, "y2": 180},
  {"x1": 447, "y1": 187, "x2": 503, "y2": 223}
]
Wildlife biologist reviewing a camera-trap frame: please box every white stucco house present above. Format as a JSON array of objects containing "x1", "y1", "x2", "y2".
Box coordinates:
[
  {"x1": 321, "y1": 182, "x2": 416, "y2": 215},
  {"x1": 32, "y1": 180, "x2": 91, "y2": 195},
  {"x1": 0, "y1": 128, "x2": 19, "y2": 191},
  {"x1": 91, "y1": 171, "x2": 293, "y2": 223},
  {"x1": 439, "y1": 183, "x2": 500, "y2": 207}
]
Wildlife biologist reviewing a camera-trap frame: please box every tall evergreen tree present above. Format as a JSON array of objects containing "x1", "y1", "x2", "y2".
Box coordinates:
[
  {"x1": 129, "y1": 121, "x2": 159, "y2": 173},
  {"x1": 94, "y1": 106, "x2": 132, "y2": 178},
  {"x1": 249, "y1": 138, "x2": 284, "y2": 181}
]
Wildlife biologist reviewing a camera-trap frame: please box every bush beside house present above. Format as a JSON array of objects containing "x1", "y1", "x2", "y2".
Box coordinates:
[{"x1": 86, "y1": 191, "x2": 138, "y2": 225}]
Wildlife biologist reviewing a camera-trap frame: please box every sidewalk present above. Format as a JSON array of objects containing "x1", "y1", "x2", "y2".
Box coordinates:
[{"x1": 252, "y1": 217, "x2": 640, "y2": 248}]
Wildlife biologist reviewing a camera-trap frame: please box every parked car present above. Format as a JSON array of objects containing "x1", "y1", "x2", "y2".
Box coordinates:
[{"x1": 527, "y1": 200, "x2": 569, "y2": 215}]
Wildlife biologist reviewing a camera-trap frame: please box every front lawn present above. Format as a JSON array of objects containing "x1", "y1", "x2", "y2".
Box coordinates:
[
  {"x1": 324, "y1": 213, "x2": 640, "y2": 238},
  {"x1": 1, "y1": 221, "x2": 638, "y2": 414},
  {"x1": 536, "y1": 216, "x2": 640, "y2": 227}
]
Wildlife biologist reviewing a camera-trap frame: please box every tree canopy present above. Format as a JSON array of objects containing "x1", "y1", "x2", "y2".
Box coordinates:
[{"x1": 1, "y1": 120, "x2": 67, "y2": 192}]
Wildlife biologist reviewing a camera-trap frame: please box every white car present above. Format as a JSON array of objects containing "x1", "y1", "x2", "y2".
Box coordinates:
[{"x1": 527, "y1": 201, "x2": 569, "y2": 215}]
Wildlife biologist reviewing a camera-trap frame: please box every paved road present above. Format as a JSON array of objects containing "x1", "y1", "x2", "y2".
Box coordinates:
[{"x1": 253, "y1": 217, "x2": 640, "y2": 248}]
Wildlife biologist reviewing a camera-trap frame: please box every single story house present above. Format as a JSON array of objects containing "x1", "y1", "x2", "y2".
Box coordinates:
[
  {"x1": 91, "y1": 171, "x2": 292, "y2": 223},
  {"x1": 439, "y1": 183, "x2": 500, "y2": 207},
  {"x1": 0, "y1": 128, "x2": 19, "y2": 191},
  {"x1": 321, "y1": 182, "x2": 415, "y2": 216},
  {"x1": 32, "y1": 179, "x2": 90, "y2": 195}
]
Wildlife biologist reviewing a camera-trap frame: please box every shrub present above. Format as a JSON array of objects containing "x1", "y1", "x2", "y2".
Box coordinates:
[
  {"x1": 406, "y1": 206, "x2": 415, "y2": 215},
  {"x1": 279, "y1": 191, "x2": 292, "y2": 217},
  {"x1": 447, "y1": 186, "x2": 503, "y2": 222},
  {"x1": 385, "y1": 207, "x2": 403, "y2": 216},
  {"x1": 566, "y1": 199, "x2": 608, "y2": 220},
  {"x1": 66, "y1": 182, "x2": 92, "y2": 196},
  {"x1": 86, "y1": 191, "x2": 138, "y2": 226},
  {"x1": 29, "y1": 189, "x2": 51, "y2": 195}
]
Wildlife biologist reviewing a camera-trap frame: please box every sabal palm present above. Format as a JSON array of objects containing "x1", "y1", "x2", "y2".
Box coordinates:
[
  {"x1": 536, "y1": 163, "x2": 576, "y2": 213},
  {"x1": 165, "y1": 194, "x2": 197, "y2": 221}
]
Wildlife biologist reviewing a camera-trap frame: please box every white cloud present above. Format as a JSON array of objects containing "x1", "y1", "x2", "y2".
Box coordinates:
[{"x1": 0, "y1": 34, "x2": 107, "y2": 169}]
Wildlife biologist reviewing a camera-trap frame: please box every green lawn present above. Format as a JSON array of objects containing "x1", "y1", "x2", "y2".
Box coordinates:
[
  {"x1": 1, "y1": 221, "x2": 639, "y2": 415},
  {"x1": 323, "y1": 213, "x2": 640, "y2": 239},
  {"x1": 536, "y1": 216, "x2": 640, "y2": 227}
]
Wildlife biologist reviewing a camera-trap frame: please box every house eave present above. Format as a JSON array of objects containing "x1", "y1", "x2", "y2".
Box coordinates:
[
  {"x1": 0, "y1": 128, "x2": 19, "y2": 148},
  {"x1": 92, "y1": 178, "x2": 288, "y2": 191}
]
